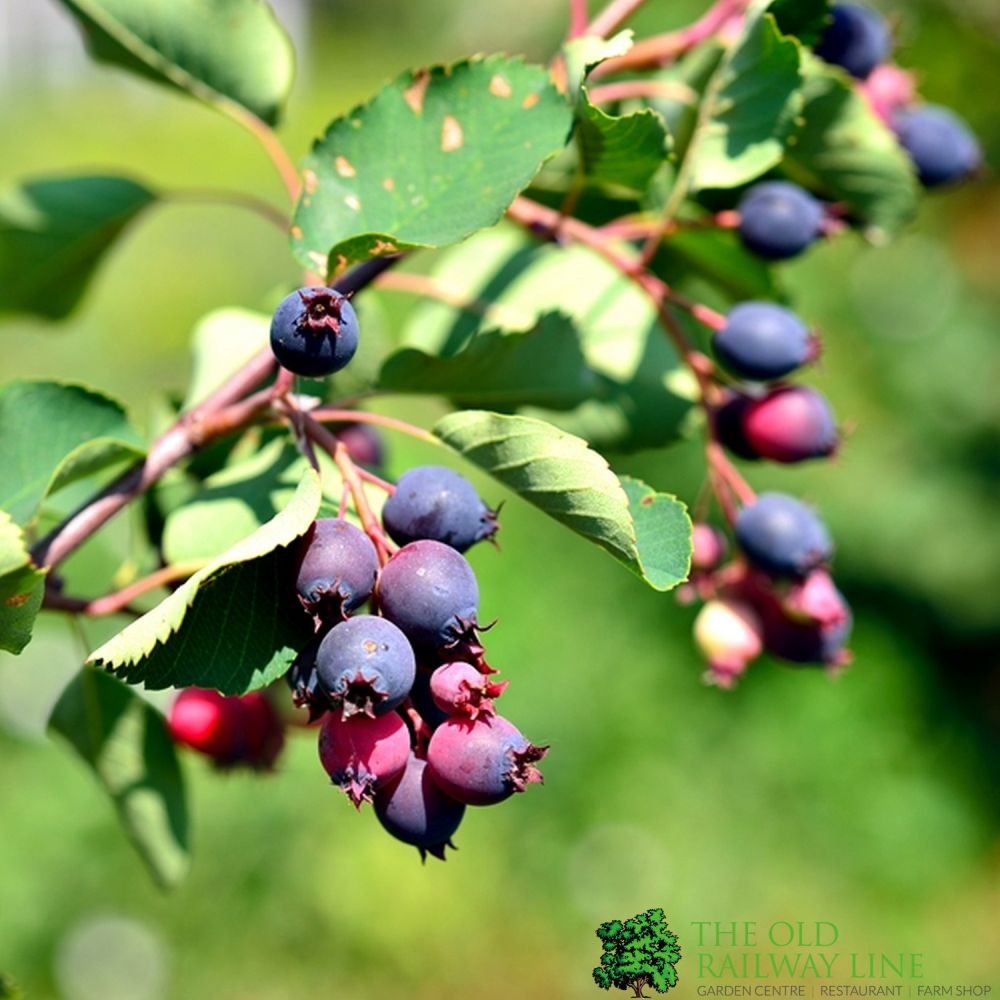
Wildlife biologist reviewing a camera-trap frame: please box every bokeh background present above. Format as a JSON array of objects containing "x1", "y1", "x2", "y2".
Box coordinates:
[{"x1": 1, "y1": 1, "x2": 998, "y2": 997}]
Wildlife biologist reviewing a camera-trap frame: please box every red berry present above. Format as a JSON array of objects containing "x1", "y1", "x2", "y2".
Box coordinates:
[
  {"x1": 741, "y1": 386, "x2": 838, "y2": 464},
  {"x1": 168, "y1": 689, "x2": 243, "y2": 760},
  {"x1": 429, "y1": 661, "x2": 508, "y2": 720}
]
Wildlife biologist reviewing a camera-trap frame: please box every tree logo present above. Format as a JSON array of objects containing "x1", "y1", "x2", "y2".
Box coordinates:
[{"x1": 592, "y1": 907, "x2": 681, "y2": 997}]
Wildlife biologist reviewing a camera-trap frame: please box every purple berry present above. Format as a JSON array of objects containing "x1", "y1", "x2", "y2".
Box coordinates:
[
  {"x1": 382, "y1": 465, "x2": 498, "y2": 553},
  {"x1": 295, "y1": 518, "x2": 379, "y2": 622},
  {"x1": 429, "y1": 662, "x2": 508, "y2": 721},
  {"x1": 374, "y1": 754, "x2": 466, "y2": 860},
  {"x1": 815, "y1": 4, "x2": 891, "y2": 80},
  {"x1": 270, "y1": 286, "x2": 359, "y2": 378},
  {"x1": 377, "y1": 540, "x2": 480, "y2": 652},
  {"x1": 741, "y1": 386, "x2": 839, "y2": 463},
  {"x1": 315, "y1": 615, "x2": 416, "y2": 718},
  {"x1": 713, "y1": 303, "x2": 817, "y2": 382},
  {"x1": 714, "y1": 391, "x2": 761, "y2": 461},
  {"x1": 318, "y1": 707, "x2": 411, "y2": 807},
  {"x1": 737, "y1": 182, "x2": 824, "y2": 261},
  {"x1": 335, "y1": 423, "x2": 385, "y2": 468},
  {"x1": 426, "y1": 715, "x2": 548, "y2": 806},
  {"x1": 893, "y1": 106, "x2": 981, "y2": 189},
  {"x1": 735, "y1": 493, "x2": 833, "y2": 579}
]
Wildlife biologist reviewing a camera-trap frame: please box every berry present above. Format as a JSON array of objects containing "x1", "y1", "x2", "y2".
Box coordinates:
[
  {"x1": 315, "y1": 615, "x2": 417, "y2": 718},
  {"x1": 374, "y1": 754, "x2": 466, "y2": 861},
  {"x1": 408, "y1": 667, "x2": 451, "y2": 730},
  {"x1": 269, "y1": 286, "x2": 359, "y2": 378},
  {"x1": 741, "y1": 386, "x2": 839, "y2": 463},
  {"x1": 713, "y1": 303, "x2": 816, "y2": 382},
  {"x1": 691, "y1": 523, "x2": 729, "y2": 573},
  {"x1": 757, "y1": 587, "x2": 853, "y2": 667},
  {"x1": 781, "y1": 570, "x2": 852, "y2": 629},
  {"x1": 382, "y1": 465, "x2": 498, "y2": 553},
  {"x1": 429, "y1": 661, "x2": 508, "y2": 720},
  {"x1": 815, "y1": 4, "x2": 891, "y2": 80},
  {"x1": 713, "y1": 391, "x2": 760, "y2": 462},
  {"x1": 239, "y1": 691, "x2": 286, "y2": 770},
  {"x1": 862, "y1": 64, "x2": 915, "y2": 125},
  {"x1": 318, "y1": 707, "x2": 411, "y2": 807},
  {"x1": 335, "y1": 423, "x2": 385, "y2": 468},
  {"x1": 426, "y1": 715, "x2": 548, "y2": 807},
  {"x1": 893, "y1": 106, "x2": 981, "y2": 188},
  {"x1": 735, "y1": 493, "x2": 833, "y2": 579},
  {"x1": 295, "y1": 518, "x2": 379, "y2": 622},
  {"x1": 693, "y1": 598, "x2": 764, "y2": 688},
  {"x1": 377, "y1": 540, "x2": 480, "y2": 652},
  {"x1": 737, "y1": 182, "x2": 824, "y2": 261},
  {"x1": 168, "y1": 688, "x2": 242, "y2": 759}
]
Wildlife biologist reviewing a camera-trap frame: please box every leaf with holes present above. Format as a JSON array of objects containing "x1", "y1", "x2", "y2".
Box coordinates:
[
  {"x1": 0, "y1": 380, "x2": 144, "y2": 527},
  {"x1": 434, "y1": 410, "x2": 691, "y2": 590},
  {"x1": 88, "y1": 468, "x2": 320, "y2": 693},
  {"x1": 55, "y1": 0, "x2": 295, "y2": 124},
  {"x1": 49, "y1": 668, "x2": 189, "y2": 888},
  {"x1": 0, "y1": 175, "x2": 156, "y2": 320},
  {"x1": 0, "y1": 512, "x2": 47, "y2": 655},
  {"x1": 686, "y1": 12, "x2": 802, "y2": 190},
  {"x1": 783, "y1": 54, "x2": 918, "y2": 241},
  {"x1": 379, "y1": 313, "x2": 602, "y2": 410},
  {"x1": 291, "y1": 55, "x2": 573, "y2": 277}
]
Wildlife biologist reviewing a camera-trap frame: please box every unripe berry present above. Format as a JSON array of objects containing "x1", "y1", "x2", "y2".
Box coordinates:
[
  {"x1": 691, "y1": 523, "x2": 729, "y2": 573},
  {"x1": 741, "y1": 386, "x2": 839, "y2": 463},
  {"x1": 426, "y1": 715, "x2": 548, "y2": 806},
  {"x1": 782, "y1": 570, "x2": 851, "y2": 628},
  {"x1": 735, "y1": 493, "x2": 833, "y2": 579},
  {"x1": 815, "y1": 3, "x2": 891, "y2": 80},
  {"x1": 295, "y1": 518, "x2": 379, "y2": 622},
  {"x1": 318, "y1": 707, "x2": 411, "y2": 807},
  {"x1": 893, "y1": 106, "x2": 981, "y2": 189},
  {"x1": 374, "y1": 754, "x2": 466, "y2": 861},
  {"x1": 382, "y1": 465, "x2": 498, "y2": 553},
  {"x1": 429, "y1": 661, "x2": 508, "y2": 720},
  {"x1": 168, "y1": 688, "x2": 242, "y2": 759},
  {"x1": 334, "y1": 423, "x2": 385, "y2": 468},
  {"x1": 713, "y1": 303, "x2": 817, "y2": 382},
  {"x1": 862, "y1": 65, "x2": 915, "y2": 125},
  {"x1": 316, "y1": 615, "x2": 417, "y2": 718},
  {"x1": 714, "y1": 391, "x2": 760, "y2": 462},
  {"x1": 693, "y1": 598, "x2": 764, "y2": 688},
  {"x1": 270, "y1": 286, "x2": 359, "y2": 378},
  {"x1": 737, "y1": 182, "x2": 824, "y2": 261}
]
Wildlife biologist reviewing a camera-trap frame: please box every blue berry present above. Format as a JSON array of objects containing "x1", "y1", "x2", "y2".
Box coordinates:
[
  {"x1": 270, "y1": 286, "x2": 359, "y2": 378},
  {"x1": 894, "y1": 106, "x2": 981, "y2": 189},
  {"x1": 315, "y1": 615, "x2": 416, "y2": 718},
  {"x1": 714, "y1": 303, "x2": 816, "y2": 381},
  {"x1": 815, "y1": 4, "x2": 891, "y2": 80},
  {"x1": 382, "y1": 466, "x2": 498, "y2": 553},
  {"x1": 735, "y1": 493, "x2": 833, "y2": 578},
  {"x1": 737, "y1": 182, "x2": 824, "y2": 261},
  {"x1": 296, "y1": 518, "x2": 379, "y2": 622},
  {"x1": 377, "y1": 540, "x2": 480, "y2": 652},
  {"x1": 374, "y1": 754, "x2": 465, "y2": 861}
]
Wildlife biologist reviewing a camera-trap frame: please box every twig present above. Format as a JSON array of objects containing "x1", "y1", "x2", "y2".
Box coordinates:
[
  {"x1": 44, "y1": 561, "x2": 206, "y2": 617},
  {"x1": 585, "y1": 0, "x2": 651, "y2": 39}
]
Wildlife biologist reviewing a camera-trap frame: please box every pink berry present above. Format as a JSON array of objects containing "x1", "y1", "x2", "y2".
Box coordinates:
[
  {"x1": 741, "y1": 386, "x2": 839, "y2": 464},
  {"x1": 691, "y1": 523, "x2": 729, "y2": 573},
  {"x1": 693, "y1": 598, "x2": 764, "y2": 688}
]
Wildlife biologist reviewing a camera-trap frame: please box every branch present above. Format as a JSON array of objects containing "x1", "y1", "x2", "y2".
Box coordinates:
[
  {"x1": 585, "y1": 0, "x2": 651, "y2": 39},
  {"x1": 44, "y1": 561, "x2": 206, "y2": 617},
  {"x1": 222, "y1": 104, "x2": 302, "y2": 203}
]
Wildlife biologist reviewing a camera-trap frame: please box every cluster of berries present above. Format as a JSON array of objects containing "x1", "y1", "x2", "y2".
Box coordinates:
[{"x1": 289, "y1": 466, "x2": 546, "y2": 860}]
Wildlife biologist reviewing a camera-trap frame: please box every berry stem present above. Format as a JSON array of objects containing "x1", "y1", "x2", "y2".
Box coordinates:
[
  {"x1": 587, "y1": 79, "x2": 701, "y2": 105},
  {"x1": 585, "y1": 0, "x2": 652, "y2": 39},
  {"x1": 568, "y1": 0, "x2": 590, "y2": 39},
  {"x1": 165, "y1": 189, "x2": 290, "y2": 232},
  {"x1": 356, "y1": 467, "x2": 396, "y2": 495},
  {"x1": 308, "y1": 407, "x2": 438, "y2": 446},
  {"x1": 222, "y1": 104, "x2": 302, "y2": 203}
]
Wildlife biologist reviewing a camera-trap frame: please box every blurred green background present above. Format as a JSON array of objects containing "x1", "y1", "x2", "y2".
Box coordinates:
[{"x1": 1, "y1": 0, "x2": 998, "y2": 997}]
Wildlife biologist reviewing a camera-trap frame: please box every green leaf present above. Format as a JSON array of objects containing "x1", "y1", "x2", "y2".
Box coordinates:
[
  {"x1": 577, "y1": 98, "x2": 672, "y2": 194},
  {"x1": 562, "y1": 31, "x2": 634, "y2": 96},
  {"x1": 49, "y1": 668, "x2": 189, "y2": 888},
  {"x1": 767, "y1": 0, "x2": 830, "y2": 45},
  {"x1": 183, "y1": 308, "x2": 271, "y2": 410},
  {"x1": 687, "y1": 12, "x2": 803, "y2": 190},
  {"x1": 55, "y1": 0, "x2": 295, "y2": 125},
  {"x1": 402, "y1": 226, "x2": 696, "y2": 452},
  {"x1": 433, "y1": 411, "x2": 691, "y2": 590},
  {"x1": 291, "y1": 56, "x2": 573, "y2": 277},
  {"x1": 0, "y1": 512, "x2": 47, "y2": 654},
  {"x1": 784, "y1": 54, "x2": 918, "y2": 241},
  {"x1": 0, "y1": 380, "x2": 144, "y2": 527},
  {"x1": 89, "y1": 468, "x2": 321, "y2": 693},
  {"x1": 379, "y1": 313, "x2": 602, "y2": 410},
  {"x1": 0, "y1": 175, "x2": 156, "y2": 319}
]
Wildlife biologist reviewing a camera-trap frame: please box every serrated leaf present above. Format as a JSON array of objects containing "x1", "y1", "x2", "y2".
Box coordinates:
[
  {"x1": 688, "y1": 12, "x2": 803, "y2": 190},
  {"x1": 0, "y1": 380, "x2": 144, "y2": 527},
  {"x1": 49, "y1": 668, "x2": 189, "y2": 888},
  {"x1": 291, "y1": 56, "x2": 573, "y2": 277},
  {"x1": 577, "y1": 98, "x2": 672, "y2": 193},
  {"x1": 0, "y1": 175, "x2": 155, "y2": 319},
  {"x1": 379, "y1": 313, "x2": 602, "y2": 410},
  {"x1": 55, "y1": 0, "x2": 295, "y2": 125},
  {"x1": 0, "y1": 512, "x2": 47, "y2": 654},
  {"x1": 434, "y1": 411, "x2": 691, "y2": 590},
  {"x1": 183, "y1": 308, "x2": 271, "y2": 410},
  {"x1": 784, "y1": 55, "x2": 918, "y2": 240},
  {"x1": 766, "y1": 0, "x2": 830, "y2": 45},
  {"x1": 562, "y1": 31, "x2": 634, "y2": 96},
  {"x1": 89, "y1": 468, "x2": 321, "y2": 693}
]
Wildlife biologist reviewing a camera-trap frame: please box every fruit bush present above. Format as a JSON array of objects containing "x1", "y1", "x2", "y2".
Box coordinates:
[{"x1": 0, "y1": 0, "x2": 982, "y2": 883}]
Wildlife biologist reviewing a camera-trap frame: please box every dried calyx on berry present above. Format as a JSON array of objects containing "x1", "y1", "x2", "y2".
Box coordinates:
[{"x1": 269, "y1": 286, "x2": 360, "y2": 378}]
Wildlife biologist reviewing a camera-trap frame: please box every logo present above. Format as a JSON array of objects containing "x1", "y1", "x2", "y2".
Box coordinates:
[{"x1": 592, "y1": 907, "x2": 682, "y2": 997}]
